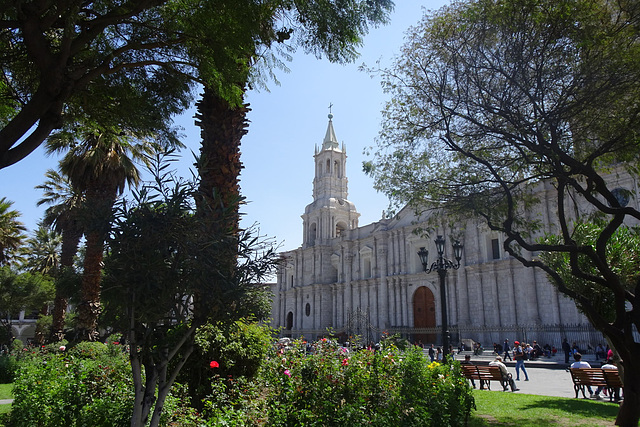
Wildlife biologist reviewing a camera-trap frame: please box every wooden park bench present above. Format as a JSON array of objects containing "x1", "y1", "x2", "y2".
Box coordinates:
[
  {"x1": 461, "y1": 365, "x2": 507, "y2": 391},
  {"x1": 570, "y1": 368, "x2": 623, "y2": 401}
]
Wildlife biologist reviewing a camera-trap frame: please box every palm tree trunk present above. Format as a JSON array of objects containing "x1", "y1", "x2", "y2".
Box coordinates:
[
  {"x1": 188, "y1": 86, "x2": 249, "y2": 408},
  {"x1": 194, "y1": 86, "x2": 249, "y2": 315},
  {"x1": 50, "y1": 227, "x2": 82, "y2": 342},
  {"x1": 76, "y1": 188, "x2": 116, "y2": 341},
  {"x1": 77, "y1": 229, "x2": 106, "y2": 341},
  {"x1": 195, "y1": 86, "x2": 248, "y2": 233}
]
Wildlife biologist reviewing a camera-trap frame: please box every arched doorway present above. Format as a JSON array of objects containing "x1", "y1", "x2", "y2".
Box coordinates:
[
  {"x1": 413, "y1": 286, "x2": 436, "y2": 344},
  {"x1": 285, "y1": 311, "x2": 294, "y2": 336}
]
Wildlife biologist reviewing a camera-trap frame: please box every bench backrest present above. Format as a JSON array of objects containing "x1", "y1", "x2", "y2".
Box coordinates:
[
  {"x1": 570, "y1": 368, "x2": 607, "y2": 387},
  {"x1": 460, "y1": 365, "x2": 477, "y2": 378},
  {"x1": 602, "y1": 369, "x2": 622, "y2": 387}
]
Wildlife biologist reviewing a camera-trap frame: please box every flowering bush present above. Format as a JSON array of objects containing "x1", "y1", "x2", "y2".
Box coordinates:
[
  {"x1": 8, "y1": 341, "x2": 133, "y2": 427},
  {"x1": 201, "y1": 338, "x2": 474, "y2": 426},
  {"x1": 3, "y1": 334, "x2": 474, "y2": 426}
]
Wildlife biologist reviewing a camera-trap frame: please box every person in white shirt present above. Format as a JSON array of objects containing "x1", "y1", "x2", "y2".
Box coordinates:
[
  {"x1": 594, "y1": 358, "x2": 620, "y2": 401},
  {"x1": 570, "y1": 352, "x2": 592, "y2": 368},
  {"x1": 570, "y1": 353, "x2": 594, "y2": 396},
  {"x1": 489, "y1": 356, "x2": 519, "y2": 392}
]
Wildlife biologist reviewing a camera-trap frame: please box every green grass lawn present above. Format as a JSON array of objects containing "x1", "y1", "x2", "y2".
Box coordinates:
[
  {"x1": 0, "y1": 384, "x2": 11, "y2": 417},
  {"x1": 0, "y1": 385, "x2": 11, "y2": 401},
  {"x1": 469, "y1": 390, "x2": 620, "y2": 426}
]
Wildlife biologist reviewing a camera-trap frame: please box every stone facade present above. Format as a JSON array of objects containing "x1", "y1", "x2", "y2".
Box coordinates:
[{"x1": 270, "y1": 115, "x2": 638, "y2": 347}]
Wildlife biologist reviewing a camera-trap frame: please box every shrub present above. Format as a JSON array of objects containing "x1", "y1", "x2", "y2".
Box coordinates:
[
  {"x1": 201, "y1": 338, "x2": 475, "y2": 426},
  {"x1": 8, "y1": 342, "x2": 133, "y2": 427},
  {"x1": 0, "y1": 356, "x2": 18, "y2": 383},
  {"x1": 180, "y1": 320, "x2": 274, "y2": 410}
]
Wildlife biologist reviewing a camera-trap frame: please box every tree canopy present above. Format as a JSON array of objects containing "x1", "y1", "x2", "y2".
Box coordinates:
[
  {"x1": 1, "y1": 0, "x2": 393, "y2": 168},
  {"x1": 0, "y1": 197, "x2": 26, "y2": 265},
  {"x1": 365, "y1": 0, "x2": 640, "y2": 423},
  {"x1": 101, "y1": 159, "x2": 278, "y2": 426}
]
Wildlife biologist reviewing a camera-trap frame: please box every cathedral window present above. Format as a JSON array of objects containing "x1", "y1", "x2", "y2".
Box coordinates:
[
  {"x1": 359, "y1": 246, "x2": 373, "y2": 279},
  {"x1": 363, "y1": 258, "x2": 372, "y2": 279},
  {"x1": 491, "y1": 238, "x2": 500, "y2": 259},
  {"x1": 336, "y1": 221, "x2": 346, "y2": 237},
  {"x1": 334, "y1": 160, "x2": 341, "y2": 178},
  {"x1": 305, "y1": 303, "x2": 311, "y2": 317},
  {"x1": 326, "y1": 159, "x2": 331, "y2": 174}
]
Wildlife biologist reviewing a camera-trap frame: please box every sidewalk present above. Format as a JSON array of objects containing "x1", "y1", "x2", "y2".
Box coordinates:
[
  {"x1": 459, "y1": 349, "x2": 601, "y2": 369},
  {"x1": 454, "y1": 351, "x2": 614, "y2": 400}
]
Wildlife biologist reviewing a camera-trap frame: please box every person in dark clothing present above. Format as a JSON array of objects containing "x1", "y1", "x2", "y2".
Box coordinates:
[
  {"x1": 562, "y1": 338, "x2": 571, "y2": 364},
  {"x1": 460, "y1": 354, "x2": 479, "y2": 389},
  {"x1": 503, "y1": 339, "x2": 512, "y2": 361}
]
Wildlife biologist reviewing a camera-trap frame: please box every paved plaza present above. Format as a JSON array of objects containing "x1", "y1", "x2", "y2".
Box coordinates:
[{"x1": 451, "y1": 350, "x2": 620, "y2": 400}]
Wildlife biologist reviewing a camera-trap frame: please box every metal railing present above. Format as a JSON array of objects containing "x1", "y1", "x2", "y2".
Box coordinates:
[{"x1": 283, "y1": 323, "x2": 639, "y2": 353}]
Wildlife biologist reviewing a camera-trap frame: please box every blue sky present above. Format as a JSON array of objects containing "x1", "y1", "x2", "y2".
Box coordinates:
[{"x1": 1, "y1": 1, "x2": 447, "y2": 253}]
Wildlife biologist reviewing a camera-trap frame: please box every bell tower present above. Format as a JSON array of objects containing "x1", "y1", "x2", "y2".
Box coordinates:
[{"x1": 302, "y1": 112, "x2": 360, "y2": 247}]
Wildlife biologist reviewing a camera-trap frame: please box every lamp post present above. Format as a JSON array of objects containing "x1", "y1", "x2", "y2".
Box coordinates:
[{"x1": 417, "y1": 235, "x2": 463, "y2": 358}]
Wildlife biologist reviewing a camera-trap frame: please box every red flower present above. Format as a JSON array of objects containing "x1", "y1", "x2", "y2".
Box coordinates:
[
  {"x1": 210, "y1": 360, "x2": 220, "y2": 368},
  {"x1": 342, "y1": 358, "x2": 349, "y2": 366}
]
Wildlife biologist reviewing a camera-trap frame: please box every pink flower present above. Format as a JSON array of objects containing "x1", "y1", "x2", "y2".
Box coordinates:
[
  {"x1": 59, "y1": 345, "x2": 66, "y2": 351},
  {"x1": 284, "y1": 369, "x2": 291, "y2": 377},
  {"x1": 342, "y1": 358, "x2": 349, "y2": 366},
  {"x1": 210, "y1": 360, "x2": 220, "y2": 368}
]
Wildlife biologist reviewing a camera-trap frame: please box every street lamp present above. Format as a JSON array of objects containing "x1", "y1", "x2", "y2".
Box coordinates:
[{"x1": 417, "y1": 235, "x2": 463, "y2": 358}]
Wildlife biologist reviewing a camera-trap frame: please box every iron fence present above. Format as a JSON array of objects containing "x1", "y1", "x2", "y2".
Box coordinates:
[{"x1": 281, "y1": 323, "x2": 639, "y2": 354}]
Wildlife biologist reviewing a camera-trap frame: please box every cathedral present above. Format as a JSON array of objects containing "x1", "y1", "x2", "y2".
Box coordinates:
[{"x1": 269, "y1": 114, "x2": 630, "y2": 348}]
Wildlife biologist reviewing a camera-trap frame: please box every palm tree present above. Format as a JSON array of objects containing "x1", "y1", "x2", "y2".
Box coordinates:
[
  {"x1": 194, "y1": 87, "x2": 248, "y2": 308},
  {"x1": 0, "y1": 197, "x2": 26, "y2": 266},
  {"x1": 36, "y1": 169, "x2": 86, "y2": 341},
  {"x1": 21, "y1": 224, "x2": 62, "y2": 344},
  {"x1": 47, "y1": 127, "x2": 158, "y2": 341},
  {"x1": 21, "y1": 224, "x2": 62, "y2": 276}
]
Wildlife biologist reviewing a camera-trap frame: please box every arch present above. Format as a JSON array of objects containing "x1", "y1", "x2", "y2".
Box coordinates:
[
  {"x1": 286, "y1": 311, "x2": 294, "y2": 330},
  {"x1": 326, "y1": 159, "x2": 331, "y2": 173},
  {"x1": 335, "y1": 221, "x2": 347, "y2": 237},
  {"x1": 309, "y1": 223, "x2": 317, "y2": 245},
  {"x1": 334, "y1": 160, "x2": 341, "y2": 178},
  {"x1": 413, "y1": 286, "x2": 436, "y2": 344}
]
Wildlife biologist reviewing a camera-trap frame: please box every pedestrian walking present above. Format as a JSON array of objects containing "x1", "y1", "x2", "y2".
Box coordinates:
[
  {"x1": 562, "y1": 338, "x2": 571, "y2": 364},
  {"x1": 503, "y1": 339, "x2": 512, "y2": 361},
  {"x1": 513, "y1": 341, "x2": 529, "y2": 381}
]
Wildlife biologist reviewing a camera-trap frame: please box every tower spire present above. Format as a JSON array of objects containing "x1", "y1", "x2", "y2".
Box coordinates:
[{"x1": 322, "y1": 109, "x2": 339, "y2": 150}]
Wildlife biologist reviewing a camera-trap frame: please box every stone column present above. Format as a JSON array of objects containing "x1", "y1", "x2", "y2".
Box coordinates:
[{"x1": 377, "y1": 243, "x2": 389, "y2": 329}]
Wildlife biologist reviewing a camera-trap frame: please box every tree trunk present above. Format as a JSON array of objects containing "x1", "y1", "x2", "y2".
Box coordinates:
[
  {"x1": 49, "y1": 293, "x2": 69, "y2": 342},
  {"x1": 76, "y1": 229, "x2": 106, "y2": 341},
  {"x1": 76, "y1": 188, "x2": 115, "y2": 341},
  {"x1": 50, "y1": 227, "x2": 82, "y2": 342},
  {"x1": 195, "y1": 86, "x2": 248, "y2": 235},
  {"x1": 189, "y1": 86, "x2": 249, "y2": 407},
  {"x1": 615, "y1": 353, "x2": 640, "y2": 426},
  {"x1": 193, "y1": 85, "x2": 249, "y2": 318}
]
